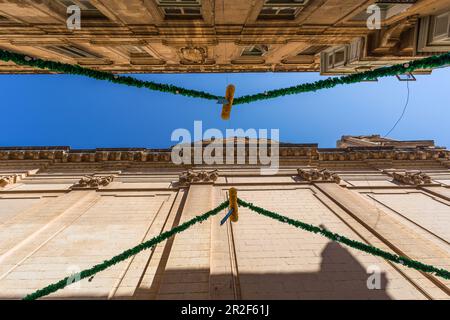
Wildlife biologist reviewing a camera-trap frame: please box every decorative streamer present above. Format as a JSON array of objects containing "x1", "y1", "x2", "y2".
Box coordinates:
[
  {"x1": 237, "y1": 198, "x2": 450, "y2": 280},
  {"x1": 23, "y1": 197, "x2": 450, "y2": 300},
  {"x1": 0, "y1": 49, "x2": 449, "y2": 105},
  {"x1": 232, "y1": 52, "x2": 450, "y2": 105},
  {"x1": 22, "y1": 200, "x2": 229, "y2": 300},
  {"x1": 0, "y1": 49, "x2": 221, "y2": 102}
]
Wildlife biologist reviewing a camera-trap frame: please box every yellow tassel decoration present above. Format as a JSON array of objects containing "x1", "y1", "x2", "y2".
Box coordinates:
[
  {"x1": 229, "y1": 187, "x2": 238, "y2": 222},
  {"x1": 221, "y1": 84, "x2": 236, "y2": 120}
]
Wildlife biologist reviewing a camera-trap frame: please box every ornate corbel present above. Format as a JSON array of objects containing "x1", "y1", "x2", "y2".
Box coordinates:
[
  {"x1": 61, "y1": 151, "x2": 69, "y2": 163},
  {"x1": 72, "y1": 175, "x2": 114, "y2": 189},
  {"x1": 0, "y1": 175, "x2": 17, "y2": 188},
  {"x1": 375, "y1": 15, "x2": 419, "y2": 54},
  {"x1": 40, "y1": 151, "x2": 56, "y2": 160},
  {"x1": 389, "y1": 171, "x2": 432, "y2": 185},
  {"x1": 297, "y1": 168, "x2": 341, "y2": 183},
  {"x1": 177, "y1": 170, "x2": 219, "y2": 187},
  {"x1": 111, "y1": 152, "x2": 122, "y2": 161},
  {"x1": 137, "y1": 151, "x2": 147, "y2": 162},
  {"x1": 25, "y1": 151, "x2": 40, "y2": 160},
  {"x1": 10, "y1": 151, "x2": 25, "y2": 160},
  {"x1": 0, "y1": 151, "x2": 9, "y2": 160},
  {"x1": 95, "y1": 151, "x2": 109, "y2": 162}
]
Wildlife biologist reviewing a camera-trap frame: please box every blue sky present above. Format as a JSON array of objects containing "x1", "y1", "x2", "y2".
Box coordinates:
[{"x1": 1, "y1": 67, "x2": 449, "y2": 149}]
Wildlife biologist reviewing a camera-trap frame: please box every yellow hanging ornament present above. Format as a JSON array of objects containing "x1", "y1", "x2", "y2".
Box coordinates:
[{"x1": 221, "y1": 84, "x2": 236, "y2": 120}]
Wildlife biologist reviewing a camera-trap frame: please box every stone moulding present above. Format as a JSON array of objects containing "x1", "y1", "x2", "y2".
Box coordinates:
[
  {"x1": 317, "y1": 149, "x2": 448, "y2": 161},
  {"x1": 0, "y1": 150, "x2": 172, "y2": 163},
  {"x1": 297, "y1": 168, "x2": 341, "y2": 183},
  {"x1": 72, "y1": 175, "x2": 114, "y2": 189},
  {"x1": 0, "y1": 146, "x2": 447, "y2": 164},
  {"x1": 178, "y1": 170, "x2": 219, "y2": 187}
]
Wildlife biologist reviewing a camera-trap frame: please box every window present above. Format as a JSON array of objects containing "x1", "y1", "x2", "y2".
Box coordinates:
[
  {"x1": 416, "y1": 11, "x2": 450, "y2": 53},
  {"x1": 258, "y1": 0, "x2": 309, "y2": 20},
  {"x1": 241, "y1": 45, "x2": 269, "y2": 57},
  {"x1": 324, "y1": 47, "x2": 347, "y2": 69},
  {"x1": 297, "y1": 45, "x2": 328, "y2": 55},
  {"x1": 121, "y1": 45, "x2": 152, "y2": 58},
  {"x1": 431, "y1": 12, "x2": 450, "y2": 43},
  {"x1": 157, "y1": 0, "x2": 202, "y2": 19},
  {"x1": 320, "y1": 38, "x2": 365, "y2": 74},
  {"x1": 348, "y1": 38, "x2": 363, "y2": 63},
  {"x1": 58, "y1": 0, "x2": 110, "y2": 20},
  {"x1": 320, "y1": 46, "x2": 348, "y2": 73},
  {"x1": 45, "y1": 45, "x2": 99, "y2": 58},
  {"x1": 333, "y1": 48, "x2": 346, "y2": 67}
]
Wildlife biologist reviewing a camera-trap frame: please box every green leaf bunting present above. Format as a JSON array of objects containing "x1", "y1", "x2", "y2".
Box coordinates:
[
  {"x1": 22, "y1": 200, "x2": 229, "y2": 300},
  {"x1": 237, "y1": 198, "x2": 450, "y2": 281},
  {"x1": 22, "y1": 197, "x2": 450, "y2": 300},
  {"x1": 0, "y1": 49, "x2": 221, "y2": 102},
  {"x1": 1, "y1": 49, "x2": 449, "y2": 105},
  {"x1": 232, "y1": 51, "x2": 450, "y2": 104}
]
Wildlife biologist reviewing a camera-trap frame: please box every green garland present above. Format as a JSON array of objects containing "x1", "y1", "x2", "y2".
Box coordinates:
[
  {"x1": 22, "y1": 200, "x2": 229, "y2": 301},
  {"x1": 21, "y1": 197, "x2": 450, "y2": 300},
  {"x1": 0, "y1": 49, "x2": 221, "y2": 101},
  {"x1": 232, "y1": 51, "x2": 450, "y2": 105},
  {"x1": 237, "y1": 198, "x2": 450, "y2": 280},
  {"x1": 1, "y1": 49, "x2": 449, "y2": 105}
]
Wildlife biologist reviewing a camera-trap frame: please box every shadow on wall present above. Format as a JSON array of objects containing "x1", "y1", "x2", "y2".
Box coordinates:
[
  {"x1": 5, "y1": 241, "x2": 390, "y2": 300},
  {"x1": 237, "y1": 242, "x2": 391, "y2": 300},
  {"x1": 133, "y1": 241, "x2": 391, "y2": 300}
]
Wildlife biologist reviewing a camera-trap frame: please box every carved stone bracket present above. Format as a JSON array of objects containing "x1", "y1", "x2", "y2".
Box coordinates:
[
  {"x1": 0, "y1": 175, "x2": 17, "y2": 188},
  {"x1": 178, "y1": 170, "x2": 219, "y2": 187},
  {"x1": 72, "y1": 175, "x2": 114, "y2": 189},
  {"x1": 390, "y1": 171, "x2": 432, "y2": 185},
  {"x1": 297, "y1": 169, "x2": 341, "y2": 183},
  {"x1": 377, "y1": 15, "x2": 419, "y2": 53}
]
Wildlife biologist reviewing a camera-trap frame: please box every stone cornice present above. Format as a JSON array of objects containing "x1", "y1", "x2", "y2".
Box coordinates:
[{"x1": 0, "y1": 146, "x2": 447, "y2": 164}]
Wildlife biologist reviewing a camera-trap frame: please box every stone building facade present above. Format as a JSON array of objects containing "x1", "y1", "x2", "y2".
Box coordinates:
[
  {"x1": 0, "y1": 135, "x2": 449, "y2": 299},
  {"x1": 0, "y1": 0, "x2": 449, "y2": 74}
]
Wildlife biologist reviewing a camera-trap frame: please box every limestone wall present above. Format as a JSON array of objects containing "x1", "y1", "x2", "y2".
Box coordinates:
[{"x1": 0, "y1": 159, "x2": 449, "y2": 300}]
